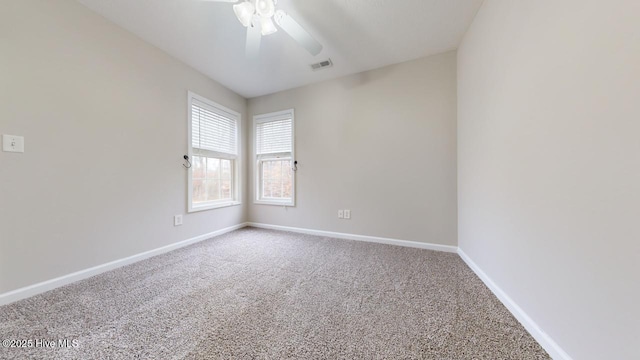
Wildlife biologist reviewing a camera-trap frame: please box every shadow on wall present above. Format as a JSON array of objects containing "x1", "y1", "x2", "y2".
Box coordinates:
[{"x1": 334, "y1": 65, "x2": 398, "y2": 90}]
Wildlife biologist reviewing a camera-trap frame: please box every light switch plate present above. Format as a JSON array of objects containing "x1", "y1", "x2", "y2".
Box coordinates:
[
  {"x1": 2, "y1": 134, "x2": 24, "y2": 153},
  {"x1": 174, "y1": 215, "x2": 183, "y2": 226},
  {"x1": 344, "y1": 210, "x2": 351, "y2": 219}
]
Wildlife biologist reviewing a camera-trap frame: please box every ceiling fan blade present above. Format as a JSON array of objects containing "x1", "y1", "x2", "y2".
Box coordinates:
[
  {"x1": 246, "y1": 20, "x2": 262, "y2": 59},
  {"x1": 274, "y1": 10, "x2": 323, "y2": 56}
]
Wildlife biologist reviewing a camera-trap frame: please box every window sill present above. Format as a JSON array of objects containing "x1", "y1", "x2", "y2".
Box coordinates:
[
  {"x1": 189, "y1": 201, "x2": 242, "y2": 213},
  {"x1": 254, "y1": 200, "x2": 295, "y2": 207}
]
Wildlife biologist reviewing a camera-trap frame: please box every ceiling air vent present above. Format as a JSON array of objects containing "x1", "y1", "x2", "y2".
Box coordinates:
[{"x1": 310, "y1": 59, "x2": 333, "y2": 71}]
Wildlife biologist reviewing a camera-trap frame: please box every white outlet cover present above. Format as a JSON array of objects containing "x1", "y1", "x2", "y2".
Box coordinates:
[
  {"x1": 338, "y1": 210, "x2": 344, "y2": 219},
  {"x1": 174, "y1": 215, "x2": 183, "y2": 226},
  {"x1": 2, "y1": 134, "x2": 24, "y2": 153},
  {"x1": 344, "y1": 210, "x2": 351, "y2": 219}
]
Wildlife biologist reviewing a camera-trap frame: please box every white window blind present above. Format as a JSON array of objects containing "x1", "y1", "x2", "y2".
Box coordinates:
[
  {"x1": 256, "y1": 118, "x2": 292, "y2": 155},
  {"x1": 191, "y1": 99, "x2": 237, "y2": 156}
]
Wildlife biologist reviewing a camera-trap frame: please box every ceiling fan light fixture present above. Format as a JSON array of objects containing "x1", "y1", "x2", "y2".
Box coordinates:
[
  {"x1": 233, "y1": 1, "x2": 255, "y2": 27},
  {"x1": 260, "y1": 17, "x2": 277, "y2": 36},
  {"x1": 255, "y1": 0, "x2": 275, "y2": 18}
]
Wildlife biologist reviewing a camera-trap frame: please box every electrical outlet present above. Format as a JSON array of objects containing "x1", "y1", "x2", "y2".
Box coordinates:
[
  {"x1": 338, "y1": 210, "x2": 344, "y2": 219},
  {"x1": 344, "y1": 210, "x2": 351, "y2": 219},
  {"x1": 174, "y1": 215, "x2": 183, "y2": 226}
]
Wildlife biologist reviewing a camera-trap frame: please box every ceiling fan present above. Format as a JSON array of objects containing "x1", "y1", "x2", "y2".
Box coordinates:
[{"x1": 209, "y1": 0, "x2": 323, "y2": 58}]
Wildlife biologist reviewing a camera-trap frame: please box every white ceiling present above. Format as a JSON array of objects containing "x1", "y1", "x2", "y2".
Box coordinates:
[{"x1": 76, "y1": 0, "x2": 484, "y2": 98}]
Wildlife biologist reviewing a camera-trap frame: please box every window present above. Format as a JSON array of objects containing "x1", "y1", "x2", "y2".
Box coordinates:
[
  {"x1": 188, "y1": 92, "x2": 240, "y2": 212},
  {"x1": 254, "y1": 109, "x2": 295, "y2": 206}
]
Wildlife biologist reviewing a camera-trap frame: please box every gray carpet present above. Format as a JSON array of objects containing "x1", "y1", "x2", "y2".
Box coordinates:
[{"x1": 0, "y1": 227, "x2": 549, "y2": 359}]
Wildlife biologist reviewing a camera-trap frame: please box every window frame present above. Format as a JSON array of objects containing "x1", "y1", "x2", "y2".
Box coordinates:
[
  {"x1": 187, "y1": 91, "x2": 242, "y2": 213},
  {"x1": 253, "y1": 109, "x2": 295, "y2": 206}
]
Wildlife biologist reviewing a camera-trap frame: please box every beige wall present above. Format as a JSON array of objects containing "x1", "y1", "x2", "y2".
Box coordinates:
[
  {"x1": 457, "y1": 1, "x2": 640, "y2": 359},
  {"x1": 248, "y1": 52, "x2": 458, "y2": 246},
  {"x1": 0, "y1": 0, "x2": 247, "y2": 294}
]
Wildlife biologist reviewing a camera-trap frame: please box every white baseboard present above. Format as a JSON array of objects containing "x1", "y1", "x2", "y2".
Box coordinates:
[
  {"x1": 0, "y1": 222, "x2": 248, "y2": 306},
  {"x1": 457, "y1": 248, "x2": 572, "y2": 360},
  {"x1": 247, "y1": 222, "x2": 458, "y2": 253}
]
